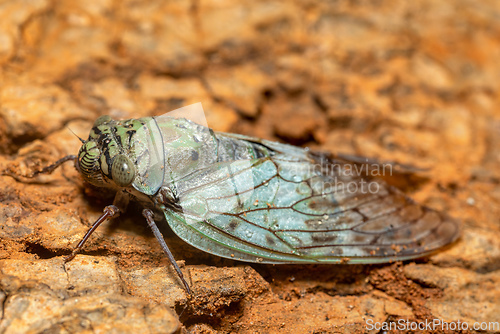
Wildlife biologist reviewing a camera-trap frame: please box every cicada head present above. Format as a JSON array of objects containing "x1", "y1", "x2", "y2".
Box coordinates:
[
  {"x1": 76, "y1": 115, "x2": 144, "y2": 190},
  {"x1": 76, "y1": 139, "x2": 107, "y2": 187}
]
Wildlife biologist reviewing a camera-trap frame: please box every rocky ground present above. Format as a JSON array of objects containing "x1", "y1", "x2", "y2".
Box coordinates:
[{"x1": 0, "y1": 0, "x2": 499, "y2": 333}]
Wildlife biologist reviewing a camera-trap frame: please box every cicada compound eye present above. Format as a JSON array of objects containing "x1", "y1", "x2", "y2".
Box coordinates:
[{"x1": 111, "y1": 154, "x2": 136, "y2": 187}]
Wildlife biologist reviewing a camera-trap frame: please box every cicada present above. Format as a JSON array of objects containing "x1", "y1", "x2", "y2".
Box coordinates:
[{"x1": 13, "y1": 103, "x2": 460, "y2": 293}]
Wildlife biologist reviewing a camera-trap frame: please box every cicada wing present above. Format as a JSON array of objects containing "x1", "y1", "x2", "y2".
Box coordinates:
[
  {"x1": 163, "y1": 152, "x2": 460, "y2": 264},
  {"x1": 156, "y1": 102, "x2": 209, "y2": 128},
  {"x1": 215, "y1": 131, "x2": 309, "y2": 158},
  {"x1": 164, "y1": 158, "x2": 313, "y2": 263}
]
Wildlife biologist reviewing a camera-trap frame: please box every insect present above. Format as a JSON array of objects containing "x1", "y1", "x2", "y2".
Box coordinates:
[{"x1": 8, "y1": 103, "x2": 460, "y2": 294}]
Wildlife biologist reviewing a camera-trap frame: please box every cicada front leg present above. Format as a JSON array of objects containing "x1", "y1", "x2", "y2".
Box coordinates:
[
  {"x1": 1, "y1": 155, "x2": 78, "y2": 182},
  {"x1": 29, "y1": 155, "x2": 79, "y2": 177},
  {"x1": 64, "y1": 205, "x2": 121, "y2": 262},
  {"x1": 64, "y1": 190, "x2": 130, "y2": 261}
]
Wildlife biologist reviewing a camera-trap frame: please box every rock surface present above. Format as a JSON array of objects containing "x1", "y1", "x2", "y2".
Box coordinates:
[{"x1": 1, "y1": 0, "x2": 499, "y2": 333}]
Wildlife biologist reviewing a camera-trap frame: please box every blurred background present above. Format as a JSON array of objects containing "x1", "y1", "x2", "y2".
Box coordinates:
[{"x1": 1, "y1": 1, "x2": 499, "y2": 333}]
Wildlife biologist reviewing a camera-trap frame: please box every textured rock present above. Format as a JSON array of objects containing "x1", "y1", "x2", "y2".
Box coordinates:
[
  {"x1": 0, "y1": 258, "x2": 180, "y2": 334},
  {"x1": 404, "y1": 264, "x2": 500, "y2": 326}
]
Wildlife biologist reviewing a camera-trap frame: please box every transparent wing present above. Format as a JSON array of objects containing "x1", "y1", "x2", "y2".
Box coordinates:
[{"x1": 162, "y1": 140, "x2": 460, "y2": 264}]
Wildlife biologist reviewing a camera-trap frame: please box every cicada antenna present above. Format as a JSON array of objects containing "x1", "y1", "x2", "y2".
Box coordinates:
[{"x1": 67, "y1": 126, "x2": 86, "y2": 144}]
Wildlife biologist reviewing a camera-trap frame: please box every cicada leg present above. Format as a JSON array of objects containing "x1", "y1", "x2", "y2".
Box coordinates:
[
  {"x1": 64, "y1": 205, "x2": 120, "y2": 262},
  {"x1": 142, "y1": 208, "x2": 192, "y2": 294},
  {"x1": 29, "y1": 155, "x2": 78, "y2": 177},
  {"x1": 2, "y1": 155, "x2": 77, "y2": 181}
]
